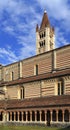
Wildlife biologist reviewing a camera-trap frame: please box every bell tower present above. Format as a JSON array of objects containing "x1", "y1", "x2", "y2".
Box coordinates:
[{"x1": 36, "y1": 11, "x2": 55, "y2": 55}]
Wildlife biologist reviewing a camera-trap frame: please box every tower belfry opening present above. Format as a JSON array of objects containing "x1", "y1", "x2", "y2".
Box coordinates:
[{"x1": 36, "y1": 11, "x2": 55, "y2": 55}]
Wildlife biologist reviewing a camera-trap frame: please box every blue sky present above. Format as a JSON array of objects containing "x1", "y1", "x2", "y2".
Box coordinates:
[{"x1": 0, "y1": 0, "x2": 70, "y2": 65}]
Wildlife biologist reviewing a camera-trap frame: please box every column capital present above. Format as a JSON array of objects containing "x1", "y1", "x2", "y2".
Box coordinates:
[
  {"x1": 26, "y1": 111, "x2": 28, "y2": 115},
  {"x1": 40, "y1": 110, "x2": 42, "y2": 114},
  {"x1": 56, "y1": 110, "x2": 58, "y2": 114},
  {"x1": 45, "y1": 110, "x2": 47, "y2": 114},
  {"x1": 50, "y1": 111, "x2": 53, "y2": 114},
  {"x1": 14, "y1": 112, "x2": 16, "y2": 115},
  {"x1": 35, "y1": 111, "x2": 37, "y2": 114},
  {"x1": 62, "y1": 110, "x2": 65, "y2": 114},
  {"x1": 30, "y1": 111, "x2": 32, "y2": 115}
]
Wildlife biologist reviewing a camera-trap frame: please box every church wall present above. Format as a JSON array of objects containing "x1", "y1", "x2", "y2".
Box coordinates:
[
  {"x1": 41, "y1": 80, "x2": 55, "y2": 97},
  {"x1": 22, "y1": 52, "x2": 52, "y2": 78},
  {"x1": 56, "y1": 45, "x2": 70, "y2": 69},
  {"x1": 1, "y1": 75, "x2": 70, "y2": 100},
  {"x1": 3, "y1": 62, "x2": 19, "y2": 81},
  {"x1": 7, "y1": 85, "x2": 19, "y2": 99},
  {"x1": 64, "y1": 76, "x2": 70, "y2": 95},
  {"x1": 24, "y1": 81, "x2": 41, "y2": 98},
  {"x1": 24, "y1": 79, "x2": 56, "y2": 99}
]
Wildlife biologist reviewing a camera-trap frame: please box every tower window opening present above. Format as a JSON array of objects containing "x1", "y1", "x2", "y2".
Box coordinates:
[
  {"x1": 42, "y1": 42, "x2": 43, "y2": 46},
  {"x1": 44, "y1": 32, "x2": 45, "y2": 37},
  {"x1": 40, "y1": 35, "x2": 41, "y2": 39},
  {"x1": 44, "y1": 40, "x2": 45, "y2": 45},
  {"x1": 42, "y1": 33, "x2": 43, "y2": 38}
]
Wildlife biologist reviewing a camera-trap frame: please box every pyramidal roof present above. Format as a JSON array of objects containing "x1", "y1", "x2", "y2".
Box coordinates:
[{"x1": 40, "y1": 11, "x2": 50, "y2": 29}]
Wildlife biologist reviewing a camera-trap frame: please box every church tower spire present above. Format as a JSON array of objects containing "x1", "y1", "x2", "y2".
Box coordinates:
[{"x1": 36, "y1": 11, "x2": 55, "y2": 55}]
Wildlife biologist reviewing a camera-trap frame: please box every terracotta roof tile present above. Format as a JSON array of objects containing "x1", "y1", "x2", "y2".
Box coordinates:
[{"x1": 0, "y1": 95, "x2": 70, "y2": 109}]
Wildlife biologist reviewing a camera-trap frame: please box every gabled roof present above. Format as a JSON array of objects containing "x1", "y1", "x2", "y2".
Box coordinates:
[{"x1": 40, "y1": 11, "x2": 50, "y2": 29}]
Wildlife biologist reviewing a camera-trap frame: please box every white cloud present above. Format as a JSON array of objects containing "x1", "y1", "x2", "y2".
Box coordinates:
[
  {"x1": 37, "y1": 0, "x2": 69, "y2": 19},
  {"x1": 55, "y1": 27, "x2": 68, "y2": 48},
  {"x1": 3, "y1": 26, "x2": 15, "y2": 35},
  {"x1": 0, "y1": 47, "x2": 18, "y2": 64}
]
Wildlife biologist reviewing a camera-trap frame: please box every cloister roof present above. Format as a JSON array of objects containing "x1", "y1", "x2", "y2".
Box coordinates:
[{"x1": 0, "y1": 95, "x2": 70, "y2": 110}]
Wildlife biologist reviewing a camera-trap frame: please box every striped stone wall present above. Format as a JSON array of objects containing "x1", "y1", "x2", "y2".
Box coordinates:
[
  {"x1": 24, "y1": 81, "x2": 41, "y2": 98},
  {"x1": 7, "y1": 85, "x2": 19, "y2": 99},
  {"x1": 0, "y1": 75, "x2": 69, "y2": 100},
  {"x1": 22, "y1": 52, "x2": 52, "y2": 78},
  {"x1": 64, "y1": 77, "x2": 70, "y2": 95},
  {"x1": 3, "y1": 62, "x2": 20, "y2": 81},
  {"x1": 41, "y1": 80, "x2": 55, "y2": 97},
  {"x1": 56, "y1": 45, "x2": 70, "y2": 69}
]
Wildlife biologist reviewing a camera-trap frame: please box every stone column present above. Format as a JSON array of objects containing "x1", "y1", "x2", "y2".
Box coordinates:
[
  {"x1": 30, "y1": 111, "x2": 32, "y2": 122},
  {"x1": 7, "y1": 112, "x2": 9, "y2": 121},
  {"x1": 14, "y1": 112, "x2": 16, "y2": 121},
  {"x1": 10, "y1": 112, "x2": 12, "y2": 121},
  {"x1": 18, "y1": 112, "x2": 20, "y2": 122},
  {"x1": 50, "y1": 111, "x2": 52, "y2": 123},
  {"x1": 35, "y1": 111, "x2": 37, "y2": 122},
  {"x1": 26, "y1": 111, "x2": 28, "y2": 122},
  {"x1": 56, "y1": 110, "x2": 58, "y2": 123},
  {"x1": 40, "y1": 111, "x2": 42, "y2": 122},
  {"x1": 3, "y1": 112, "x2": 7, "y2": 122},
  {"x1": 21, "y1": 112, "x2": 24, "y2": 122},
  {"x1": 62, "y1": 110, "x2": 65, "y2": 123}
]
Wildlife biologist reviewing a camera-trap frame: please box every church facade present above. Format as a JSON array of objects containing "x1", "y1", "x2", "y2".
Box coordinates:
[{"x1": 0, "y1": 11, "x2": 70, "y2": 126}]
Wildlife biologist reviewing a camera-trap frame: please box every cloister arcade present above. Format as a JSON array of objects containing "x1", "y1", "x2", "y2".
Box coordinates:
[{"x1": 0, "y1": 109, "x2": 70, "y2": 125}]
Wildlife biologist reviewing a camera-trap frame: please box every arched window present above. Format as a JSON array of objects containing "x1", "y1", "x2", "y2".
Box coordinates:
[
  {"x1": 11, "y1": 71, "x2": 14, "y2": 80},
  {"x1": 36, "y1": 65, "x2": 38, "y2": 75},
  {"x1": 20, "y1": 87, "x2": 24, "y2": 99},
  {"x1": 57, "y1": 78, "x2": 64, "y2": 95}
]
